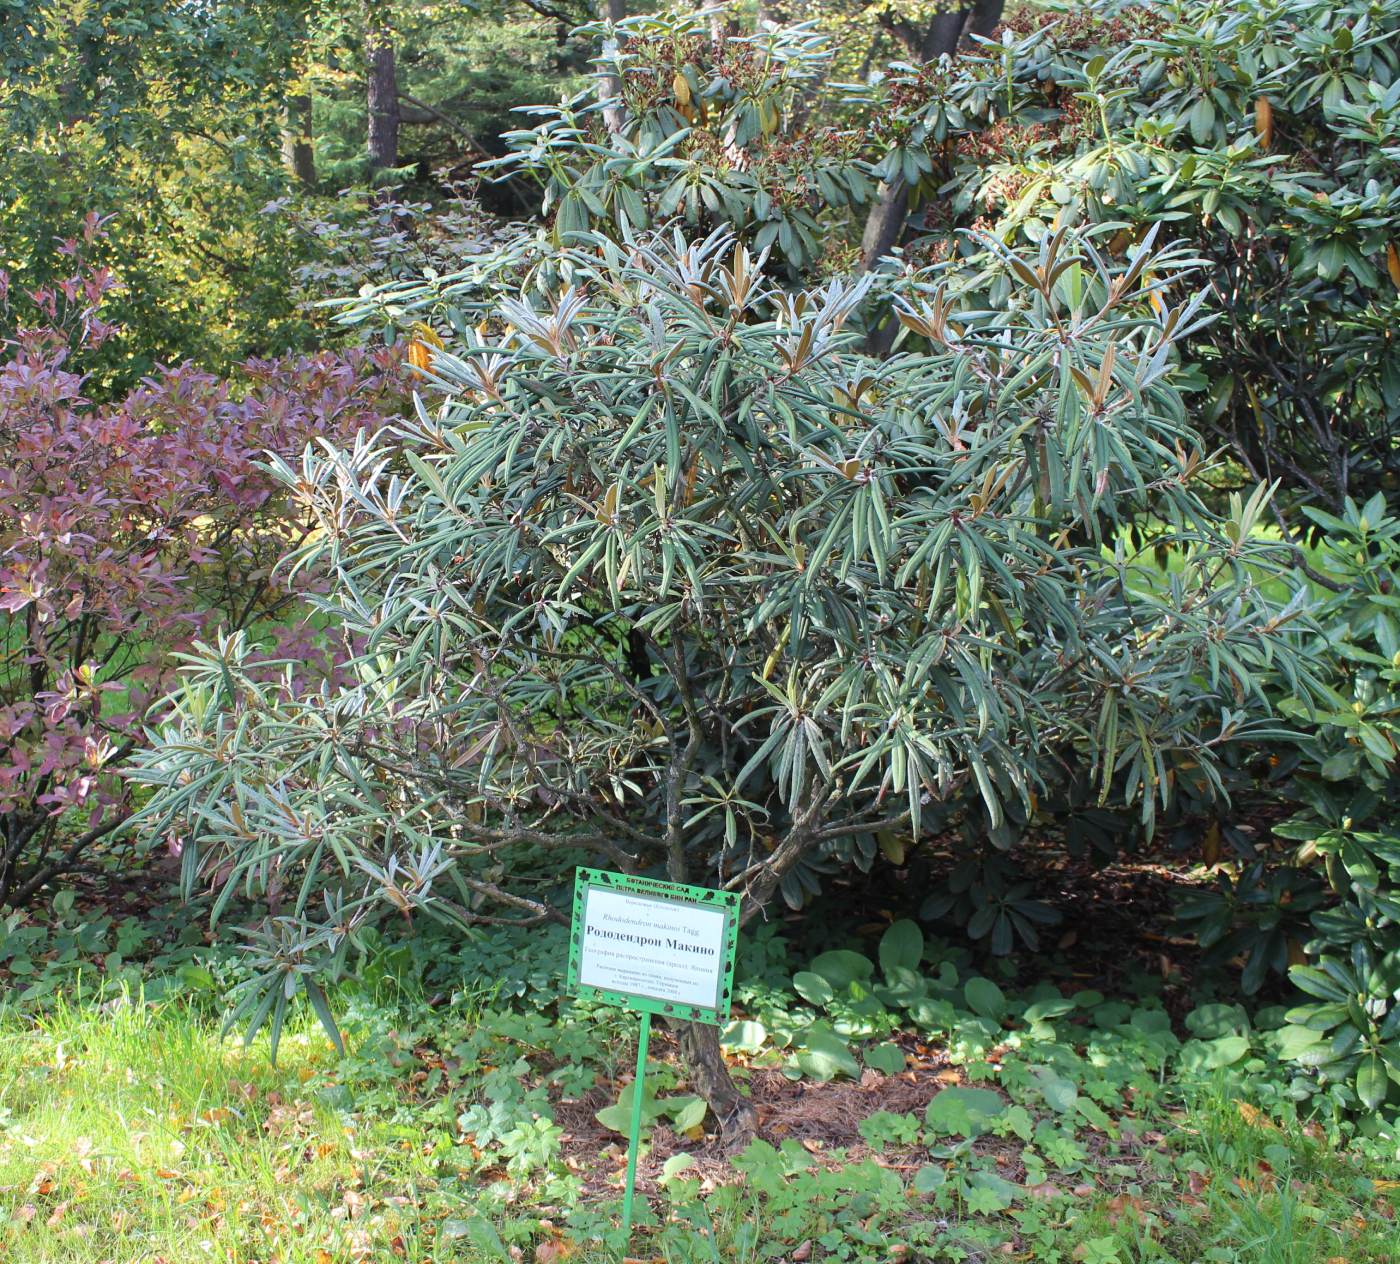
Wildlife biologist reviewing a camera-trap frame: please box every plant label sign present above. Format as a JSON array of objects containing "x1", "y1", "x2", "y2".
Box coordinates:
[{"x1": 567, "y1": 868, "x2": 739, "y2": 1026}]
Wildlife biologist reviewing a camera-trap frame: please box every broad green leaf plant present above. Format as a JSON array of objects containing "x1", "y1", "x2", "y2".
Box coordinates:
[
  {"x1": 131, "y1": 225, "x2": 1310, "y2": 1078},
  {"x1": 484, "y1": 12, "x2": 869, "y2": 276},
  {"x1": 867, "y1": 0, "x2": 1400, "y2": 505},
  {"x1": 1273, "y1": 496, "x2": 1400, "y2": 1111}
]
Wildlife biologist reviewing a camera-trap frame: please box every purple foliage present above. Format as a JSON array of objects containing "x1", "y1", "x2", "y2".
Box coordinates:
[{"x1": 0, "y1": 231, "x2": 405, "y2": 905}]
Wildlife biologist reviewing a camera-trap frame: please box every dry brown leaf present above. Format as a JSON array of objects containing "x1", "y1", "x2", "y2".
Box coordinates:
[
  {"x1": 1236, "y1": 1100, "x2": 1277, "y2": 1130},
  {"x1": 1255, "y1": 97, "x2": 1274, "y2": 149},
  {"x1": 791, "y1": 1241, "x2": 813, "y2": 1262},
  {"x1": 1203, "y1": 821, "x2": 1222, "y2": 866},
  {"x1": 1105, "y1": 1194, "x2": 1147, "y2": 1226}
]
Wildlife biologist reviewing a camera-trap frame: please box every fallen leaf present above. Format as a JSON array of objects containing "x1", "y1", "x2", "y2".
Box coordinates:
[
  {"x1": 1236, "y1": 1100, "x2": 1277, "y2": 1130},
  {"x1": 1105, "y1": 1194, "x2": 1147, "y2": 1225},
  {"x1": 792, "y1": 1241, "x2": 813, "y2": 1262}
]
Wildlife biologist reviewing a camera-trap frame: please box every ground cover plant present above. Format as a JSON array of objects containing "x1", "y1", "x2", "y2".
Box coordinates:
[{"x1": 1, "y1": 892, "x2": 1398, "y2": 1263}]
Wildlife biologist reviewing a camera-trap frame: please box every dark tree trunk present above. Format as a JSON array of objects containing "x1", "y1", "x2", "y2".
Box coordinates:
[
  {"x1": 282, "y1": 9, "x2": 316, "y2": 188},
  {"x1": 967, "y1": 0, "x2": 1006, "y2": 40},
  {"x1": 674, "y1": 1020, "x2": 758, "y2": 1147},
  {"x1": 367, "y1": 32, "x2": 400, "y2": 170},
  {"x1": 860, "y1": 177, "x2": 911, "y2": 274},
  {"x1": 284, "y1": 92, "x2": 316, "y2": 187},
  {"x1": 860, "y1": 2, "x2": 1005, "y2": 350},
  {"x1": 920, "y1": 10, "x2": 970, "y2": 59}
]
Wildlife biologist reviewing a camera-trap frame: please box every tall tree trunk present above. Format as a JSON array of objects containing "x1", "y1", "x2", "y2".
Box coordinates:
[
  {"x1": 283, "y1": 9, "x2": 316, "y2": 188},
  {"x1": 920, "y1": 9, "x2": 970, "y2": 59},
  {"x1": 366, "y1": 27, "x2": 400, "y2": 171},
  {"x1": 708, "y1": 2, "x2": 736, "y2": 44},
  {"x1": 283, "y1": 92, "x2": 317, "y2": 187},
  {"x1": 967, "y1": 0, "x2": 1006, "y2": 40},
  {"x1": 860, "y1": 2, "x2": 1005, "y2": 351},
  {"x1": 860, "y1": 178, "x2": 911, "y2": 275},
  {"x1": 600, "y1": 0, "x2": 627, "y2": 135}
]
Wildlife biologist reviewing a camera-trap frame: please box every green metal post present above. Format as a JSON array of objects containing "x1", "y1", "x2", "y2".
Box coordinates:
[{"x1": 620, "y1": 1009, "x2": 651, "y2": 1244}]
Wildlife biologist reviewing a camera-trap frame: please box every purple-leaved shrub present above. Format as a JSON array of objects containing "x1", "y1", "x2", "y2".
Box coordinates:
[{"x1": 0, "y1": 227, "x2": 404, "y2": 906}]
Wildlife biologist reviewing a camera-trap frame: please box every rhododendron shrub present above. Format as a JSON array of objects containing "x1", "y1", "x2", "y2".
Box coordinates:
[{"x1": 0, "y1": 256, "x2": 404, "y2": 907}]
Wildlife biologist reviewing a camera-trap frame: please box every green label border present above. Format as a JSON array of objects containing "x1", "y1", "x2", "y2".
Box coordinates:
[{"x1": 566, "y1": 867, "x2": 739, "y2": 1026}]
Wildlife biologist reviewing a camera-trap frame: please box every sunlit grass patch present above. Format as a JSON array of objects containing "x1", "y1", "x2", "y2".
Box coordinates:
[{"x1": 0, "y1": 996, "x2": 445, "y2": 1264}]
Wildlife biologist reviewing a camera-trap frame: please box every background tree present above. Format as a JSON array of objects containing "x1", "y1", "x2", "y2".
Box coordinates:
[
  {"x1": 366, "y1": 2, "x2": 403, "y2": 172},
  {"x1": 859, "y1": 1, "x2": 1005, "y2": 273},
  {"x1": 0, "y1": 0, "x2": 322, "y2": 387},
  {"x1": 284, "y1": 8, "x2": 319, "y2": 188}
]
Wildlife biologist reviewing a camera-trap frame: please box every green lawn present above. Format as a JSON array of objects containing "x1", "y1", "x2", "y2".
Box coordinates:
[
  {"x1": 1, "y1": 986, "x2": 1397, "y2": 1264},
  {"x1": 0, "y1": 998, "x2": 451, "y2": 1263}
]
